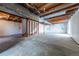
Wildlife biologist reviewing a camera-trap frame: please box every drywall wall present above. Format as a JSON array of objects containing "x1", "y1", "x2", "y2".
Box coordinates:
[
  {"x1": 68, "y1": 9, "x2": 79, "y2": 44},
  {"x1": 0, "y1": 20, "x2": 22, "y2": 36}
]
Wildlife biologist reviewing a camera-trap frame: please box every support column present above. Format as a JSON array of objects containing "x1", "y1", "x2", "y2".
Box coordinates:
[
  {"x1": 22, "y1": 19, "x2": 26, "y2": 36},
  {"x1": 26, "y1": 18, "x2": 30, "y2": 37}
]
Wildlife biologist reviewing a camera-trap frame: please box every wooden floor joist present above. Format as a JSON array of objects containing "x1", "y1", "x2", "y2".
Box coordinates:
[
  {"x1": 40, "y1": 3, "x2": 79, "y2": 17},
  {"x1": 48, "y1": 14, "x2": 72, "y2": 23}
]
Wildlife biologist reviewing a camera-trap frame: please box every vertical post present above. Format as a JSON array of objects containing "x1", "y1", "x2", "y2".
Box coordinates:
[
  {"x1": 22, "y1": 18, "x2": 26, "y2": 36},
  {"x1": 26, "y1": 18, "x2": 30, "y2": 37},
  {"x1": 32, "y1": 21, "x2": 34, "y2": 34},
  {"x1": 26, "y1": 18, "x2": 27, "y2": 36},
  {"x1": 30, "y1": 20, "x2": 34, "y2": 35},
  {"x1": 36, "y1": 22, "x2": 38, "y2": 35},
  {"x1": 34, "y1": 21, "x2": 35, "y2": 35},
  {"x1": 29, "y1": 20, "x2": 30, "y2": 36},
  {"x1": 38, "y1": 22, "x2": 39, "y2": 35}
]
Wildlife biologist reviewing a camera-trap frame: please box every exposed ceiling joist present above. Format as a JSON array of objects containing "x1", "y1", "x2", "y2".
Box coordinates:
[
  {"x1": 48, "y1": 14, "x2": 72, "y2": 20},
  {"x1": 66, "y1": 8, "x2": 78, "y2": 14},
  {"x1": 38, "y1": 3, "x2": 60, "y2": 12},
  {"x1": 41, "y1": 10, "x2": 66, "y2": 19},
  {"x1": 38, "y1": 3, "x2": 49, "y2": 10},
  {"x1": 42, "y1": 8, "x2": 78, "y2": 19},
  {"x1": 26, "y1": 3, "x2": 36, "y2": 9},
  {"x1": 31, "y1": 3, "x2": 47, "y2": 9},
  {"x1": 25, "y1": 3, "x2": 40, "y2": 14},
  {"x1": 26, "y1": 3, "x2": 37, "y2": 9},
  {"x1": 40, "y1": 3, "x2": 77, "y2": 17},
  {"x1": 49, "y1": 19, "x2": 69, "y2": 24},
  {"x1": 48, "y1": 14, "x2": 72, "y2": 23},
  {"x1": 22, "y1": 3, "x2": 79, "y2": 24}
]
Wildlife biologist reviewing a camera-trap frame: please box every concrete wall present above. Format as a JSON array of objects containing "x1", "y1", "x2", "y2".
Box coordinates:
[
  {"x1": 68, "y1": 9, "x2": 79, "y2": 44},
  {"x1": 0, "y1": 20, "x2": 22, "y2": 36}
]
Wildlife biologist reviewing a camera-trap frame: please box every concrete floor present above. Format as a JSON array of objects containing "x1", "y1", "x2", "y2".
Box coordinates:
[
  {"x1": 0, "y1": 34, "x2": 79, "y2": 56},
  {"x1": 0, "y1": 35, "x2": 22, "y2": 52}
]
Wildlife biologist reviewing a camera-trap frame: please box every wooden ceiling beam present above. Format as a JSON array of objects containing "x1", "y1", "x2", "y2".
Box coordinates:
[
  {"x1": 40, "y1": 3, "x2": 78, "y2": 17},
  {"x1": 42, "y1": 10, "x2": 66, "y2": 19},
  {"x1": 48, "y1": 14, "x2": 72, "y2": 23},
  {"x1": 66, "y1": 8, "x2": 78, "y2": 14},
  {"x1": 30, "y1": 3, "x2": 47, "y2": 9},
  {"x1": 25, "y1": 3, "x2": 40, "y2": 13},
  {"x1": 38, "y1": 3, "x2": 49, "y2": 10},
  {"x1": 37, "y1": 3, "x2": 47, "y2": 8},
  {"x1": 48, "y1": 14, "x2": 71, "y2": 20},
  {"x1": 26, "y1": 3, "x2": 35, "y2": 9},
  {"x1": 38, "y1": 3, "x2": 60, "y2": 12},
  {"x1": 44, "y1": 8, "x2": 77, "y2": 19},
  {"x1": 49, "y1": 19, "x2": 69, "y2": 24}
]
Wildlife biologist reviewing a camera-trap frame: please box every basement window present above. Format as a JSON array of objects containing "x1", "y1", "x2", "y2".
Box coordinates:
[{"x1": 44, "y1": 22, "x2": 68, "y2": 34}]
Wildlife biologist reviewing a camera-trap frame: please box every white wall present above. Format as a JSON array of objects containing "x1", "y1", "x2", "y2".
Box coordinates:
[
  {"x1": 68, "y1": 9, "x2": 79, "y2": 44},
  {"x1": 0, "y1": 20, "x2": 22, "y2": 36}
]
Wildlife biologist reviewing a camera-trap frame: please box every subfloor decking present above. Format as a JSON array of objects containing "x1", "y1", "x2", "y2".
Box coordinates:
[{"x1": 0, "y1": 34, "x2": 79, "y2": 56}]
